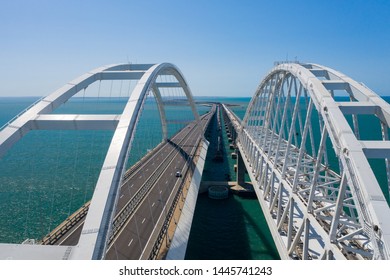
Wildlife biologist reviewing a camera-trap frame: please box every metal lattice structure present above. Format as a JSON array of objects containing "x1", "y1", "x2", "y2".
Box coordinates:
[
  {"x1": 0, "y1": 63, "x2": 199, "y2": 259},
  {"x1": 238, "y1": 62, "x2": 390, "y2": 260}
]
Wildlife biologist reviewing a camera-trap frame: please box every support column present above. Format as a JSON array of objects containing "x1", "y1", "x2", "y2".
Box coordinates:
[{"x1": 237, "y1": 149, "x2": 246, "y2": 186}]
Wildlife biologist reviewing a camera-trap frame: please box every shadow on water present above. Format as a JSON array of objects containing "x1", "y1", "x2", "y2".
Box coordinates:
[
  {"x1": 185, "y1": 193, "x2": 279, "y2": 260},
  {"x1": 185, "y1": 105, "x2": 280, "y2": 260},
  {"x1": 202, "y1": 106, "x2": 231, "y2": 182}
]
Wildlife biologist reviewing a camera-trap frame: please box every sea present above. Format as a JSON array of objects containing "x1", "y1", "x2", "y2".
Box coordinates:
[{"x1": 1, "y1": 95, "x2": 389, "y2": 260}]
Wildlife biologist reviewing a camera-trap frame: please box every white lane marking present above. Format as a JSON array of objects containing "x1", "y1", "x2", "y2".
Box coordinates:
[
  {"x1": 128, "y1": 239, "x2": 133, "y2": 247},
  {"x1": 130, "y1": 184, "x2": 134, "y2": 188},
  {"x1": 160, "y1": 190, "x2": 162, "y2": 194},
  {"x1": 165, "y1": 180, "x2": 168, "y2": 184},
  {"x1": 142, "y1": 218, "x2": 146, "y2": 224},
  {"x1": 146, "y1": 169, "x2": 149, "y2": 172},
  {"x1": 152, "y1": 202, "x2": 155, "y2": 207},
  {"x1": 120, "y1": 194, "x2": 124, "y2": 199}
]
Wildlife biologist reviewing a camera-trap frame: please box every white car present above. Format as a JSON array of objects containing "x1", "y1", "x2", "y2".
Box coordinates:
[{"x1": 175, "y1": 171, "x2": 182, "y2": 177}]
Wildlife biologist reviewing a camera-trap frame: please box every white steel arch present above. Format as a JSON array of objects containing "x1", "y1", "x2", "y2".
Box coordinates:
[
  {"x1": 239, "y1": 62, "x2": 390, "y2": 260},
  {"x1": 0, "y1": 63, "x2": 200, "y2": 259}
]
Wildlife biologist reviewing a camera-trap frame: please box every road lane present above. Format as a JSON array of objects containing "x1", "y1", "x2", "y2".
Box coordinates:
[{"x1": 105, "y1": 109, "x2": 214, "y2": 259}]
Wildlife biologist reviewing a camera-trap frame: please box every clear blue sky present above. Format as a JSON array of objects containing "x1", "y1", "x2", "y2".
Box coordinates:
[{"x1": 0, "y1": 0, "x2": 389, "y2": 97}]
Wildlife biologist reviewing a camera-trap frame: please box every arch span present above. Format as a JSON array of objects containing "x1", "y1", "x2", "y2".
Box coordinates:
[
  {"x1": 0, "y1": 63, "x2": 200, "y2": 259},
  {"x1": 239, "y1": 62, "x2": 390, "y2": 259}
]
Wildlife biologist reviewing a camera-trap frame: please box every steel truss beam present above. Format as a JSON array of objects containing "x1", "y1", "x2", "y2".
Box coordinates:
[{"x1": 236, "y1": 63, "x2": 390, "y2": 260}]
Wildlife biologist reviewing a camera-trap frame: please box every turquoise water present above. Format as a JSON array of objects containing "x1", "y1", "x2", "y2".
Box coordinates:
[{"x1": 0, "y1": 98, "x2": 114, "y2": 242}]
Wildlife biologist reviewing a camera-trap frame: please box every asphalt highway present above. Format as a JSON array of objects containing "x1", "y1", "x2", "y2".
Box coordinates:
[
  {"x1": 105, "y1": 109, "x2": 214, "y2": 259},
  {"x1": 51, "y1": 106, "x2": 215, "y2": 260}
]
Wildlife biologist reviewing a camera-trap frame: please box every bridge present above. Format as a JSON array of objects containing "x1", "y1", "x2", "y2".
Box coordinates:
[
  {"x1": 0, "y1": 63, "x2": 213, "y2": 259},
  {"x1": 223, "y1": 62, "x2": 390, "y2": 260},
  {"x1": 1, "y1": 62, "x2": 390, "y2": 260}
]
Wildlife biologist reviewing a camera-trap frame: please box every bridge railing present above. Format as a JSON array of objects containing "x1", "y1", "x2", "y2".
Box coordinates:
[{"x1": 40, "y1": 202, "x2": 90, "y2": 245}]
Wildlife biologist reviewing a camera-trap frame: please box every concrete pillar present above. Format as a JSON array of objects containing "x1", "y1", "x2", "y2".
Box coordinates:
[{"x1": 237, "y1": 150, "x2": 246, "y2": 186}]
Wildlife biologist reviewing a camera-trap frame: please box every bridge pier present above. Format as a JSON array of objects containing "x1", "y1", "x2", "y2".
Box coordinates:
[
  {"x1": 236, "y1": 149, "x2": 246, "y2": 186},
  {"x1": 220, "y1": 104, "x2": 246, "y2": 187}
]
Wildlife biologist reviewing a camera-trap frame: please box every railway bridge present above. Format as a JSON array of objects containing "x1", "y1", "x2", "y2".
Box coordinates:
[{"x1": 223, "y1": 62, "x2": 390, "y2": 260}]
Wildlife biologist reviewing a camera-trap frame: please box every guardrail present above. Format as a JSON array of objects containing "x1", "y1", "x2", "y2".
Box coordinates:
[{"x1": 40, "y1": 202, "x2": 91, "y2": 245}]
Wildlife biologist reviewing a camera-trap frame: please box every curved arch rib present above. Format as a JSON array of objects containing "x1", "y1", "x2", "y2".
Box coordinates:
[
  {"x1": 240, "y1": 62, "x2": 390, "y2": 260},
  {"x1": 0, "y1": 63, "x2": 200, "y2": 260},
  {"x1": 72, "y1": 63, "x2": 200, "y2": 259}
]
